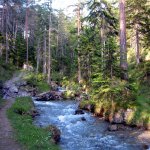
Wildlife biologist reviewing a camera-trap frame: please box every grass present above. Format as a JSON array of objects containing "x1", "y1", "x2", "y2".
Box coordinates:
[{"x1": 7, "y1": 97, "x2": 59, "y2": 150}]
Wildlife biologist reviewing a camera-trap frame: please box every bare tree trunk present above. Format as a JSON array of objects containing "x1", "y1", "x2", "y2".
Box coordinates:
[
  {"x1": 36, "y1": 38, "x2": 40, "y2": 73},
  {"x1": 100, "y1": 16, "x2": 106, "y2": 74},
  {"x1": 43, "y1": 26, "x2": 47, "y2": 74},
  {"x1": 25, "y1": 0, "x2": 29, "y2": 65},
  {"x1": 119, "y1": 0, "x2": 128, "y2": 80},
  {"x1": 47, "y1": 0, "x2": 52, "y2": 84},
  {"x1": 135, "y1": 24, "x2": 140, "y2": 65},
  {"x1": 56, "y1": 34, "x2": 59, "y2": 57},
  {"x1": 5, "y1": 4, "x2": 9, "y2": 63},
  {"x1": 77, "y1": 0, "x2": 82, "y2": 83},
  {"x1": 1, "y1": 4, "x2": 4, "y2": 35},
  {"x1": 13, "y1": 19, "x2": 18, "y2": 54}
]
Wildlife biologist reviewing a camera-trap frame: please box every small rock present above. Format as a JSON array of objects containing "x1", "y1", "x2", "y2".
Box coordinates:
[
  {"x1": 30, "y1": 109, "x2": 40, "y2": 118},
  {"x1": 108, "y1": 124, "x2": 118, "y2": 131},
  {"x1": 75, "y1": 109, "x2": 84, "y2": 115},
  {"x1": 81, "y1": 117, "x2": 86, "y2": 121},
  {"x1": 142, "y1": 144, "x2": 149, "y2": 149},
  {"x1": 45, "y1": 125, "x2": 61, "y2": 144}
]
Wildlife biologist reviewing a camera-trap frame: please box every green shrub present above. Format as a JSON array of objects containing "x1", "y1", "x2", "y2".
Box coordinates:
[{"x1": 24, "y1": 72, "x2": 50, "y2": 93}]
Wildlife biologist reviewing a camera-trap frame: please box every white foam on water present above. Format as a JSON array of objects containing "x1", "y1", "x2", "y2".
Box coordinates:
[
  {"x1": 99, "y1": 135, "x2": 118, "y2": 145},
  {"x1": 58, "y1": 115, "x2": 66, "y2": 122},
  {"x1": 33, "y1": 100, "x2": 59, "y2": 106}
]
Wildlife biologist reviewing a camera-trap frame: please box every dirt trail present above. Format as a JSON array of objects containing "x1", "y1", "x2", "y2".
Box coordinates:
[
  {"x1": 0, "y1": 99, "x2": 21, "y2": 150},
  {"x1": 0, "y1": 72, "x2": 25, "y2": 150}
]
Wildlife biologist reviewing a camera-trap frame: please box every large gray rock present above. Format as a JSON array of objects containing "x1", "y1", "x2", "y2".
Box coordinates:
[
  {"x1": 15, "y1": 81, "x2": 27, "y2": 87},
  {"x1": 9, "y1": 84, "x2": 18, "y2": 93}
]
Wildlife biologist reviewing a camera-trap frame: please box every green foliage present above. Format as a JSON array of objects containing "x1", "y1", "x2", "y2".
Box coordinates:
[
  {"x1": 52, "y1": 72, "x2": 64, "y2": 82},
  {"x1": 24, "y1": 72, "x2": 50, "y2": 93},
  {"x1": 79, "y1": 99, "x2": 96, "y2": 109},
  {"x1": 91, "y1": 74, "x2": 137, "y2": 103},
  {"x1": 7, "y1": 97, "x2": 59, "y2": 150},
  {"x1": 0, "y1": 60, "x2": 16, "y2": 83}
]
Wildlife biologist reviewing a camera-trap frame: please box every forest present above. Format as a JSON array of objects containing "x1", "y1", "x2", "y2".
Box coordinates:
[{"x1": 0, "y1": 0, "x2": 150, "y2": 150}]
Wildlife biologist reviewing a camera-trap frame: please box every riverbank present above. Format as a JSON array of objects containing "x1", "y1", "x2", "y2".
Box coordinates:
[{"x1": 7, "y1": 97, "x2": 59, "y2": 150}]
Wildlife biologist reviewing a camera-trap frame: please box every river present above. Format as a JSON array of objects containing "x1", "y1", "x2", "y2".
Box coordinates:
[{"x1": 33, "y1": 100, "x2": 144, "y2": 150}]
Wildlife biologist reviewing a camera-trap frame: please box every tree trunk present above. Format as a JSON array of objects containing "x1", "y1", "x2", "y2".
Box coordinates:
[
  {"x1": 36, "y1": 38, "x2": 40, "y2": 73},
  {"x1": 135, "y1": 24, "x2": 140, "y2": 65},
  {"x1": 100, "y1": 16, "x2": 106, "y2": 75},
  {"x1": 5, "y1": 4, "x2": 9, "y2": 63},
  {"x1": 43, "y1": 26, "x2": 47, "y2": 74},
  {"x1": 77, "y1": 0, "x2": 82, "y2": 83},
  {"x1": 47, "y1": 1, "x2": 52, "y2": 84},
  {"x1": 119, "y1": 0, "x2": 128, "y2": 80},
  {"x1": 25, "y1": 0, "x2": 29, "y2": 65}
]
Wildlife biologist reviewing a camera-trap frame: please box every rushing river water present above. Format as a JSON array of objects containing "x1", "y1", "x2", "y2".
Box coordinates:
[{"x1": 33, "y1": 100, "x2": 144, "y2": 150}]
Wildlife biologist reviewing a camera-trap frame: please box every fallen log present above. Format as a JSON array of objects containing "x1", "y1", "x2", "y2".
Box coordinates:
[{"x1": 35, "y1": 91, "x2": 63, "y2": 101}]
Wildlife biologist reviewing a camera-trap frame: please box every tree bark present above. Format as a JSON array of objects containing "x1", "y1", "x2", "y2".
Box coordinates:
[
  {"x1": 5, "y1": 4, "x2": 9, "y2": 63},
  {"x1": 43, "y1": 26, "x2": 47, "y2": 74},
  {"x1": 47, "y1": 1, "x2": 52, "y2": 84},
  {"x1": 77, "y1": 0, "x2": 82, "y2": 83},
  {"x1": 25, "y1": 0, "x2": 29, "y2": 65},
  {"x1": 135, "y1": 24, "x2": 140, "y2": 65},
  {"x1": 100, "y1": 16, "x2": 106, "y2": 74},
  {"x1": 119, "y1": 0, "x2": 128, "y2": 80},
  {"x1": 36, "y1": 38, "x2": 40, "y2": 73}
]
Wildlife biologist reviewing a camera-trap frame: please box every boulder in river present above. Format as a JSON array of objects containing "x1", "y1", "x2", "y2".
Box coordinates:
[
  {"x1": 108, "y1": 124, "x2": 118, "y2": 131},
  {"x1": 75, "y1": 109, "x2": 85, "y2": 115},
  {"x1": 30, "y1": 109, "x2": 40, "y2": 118},
  {"x1": 81, "y1": 117, "x2": 86, "y2": 121},
  {"x1": 142, "y1": 144, "x2": 149, "y2": 149}
]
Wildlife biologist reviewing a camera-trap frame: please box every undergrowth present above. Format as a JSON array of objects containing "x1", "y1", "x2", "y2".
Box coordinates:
[{"x1": 23, "y1": 72, "x2": 50, "y2": 93}]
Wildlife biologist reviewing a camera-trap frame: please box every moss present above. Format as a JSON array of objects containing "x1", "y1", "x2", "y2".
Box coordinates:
[{"x1": 7, "y1": 97, "x2": 59, "y2": 150}]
